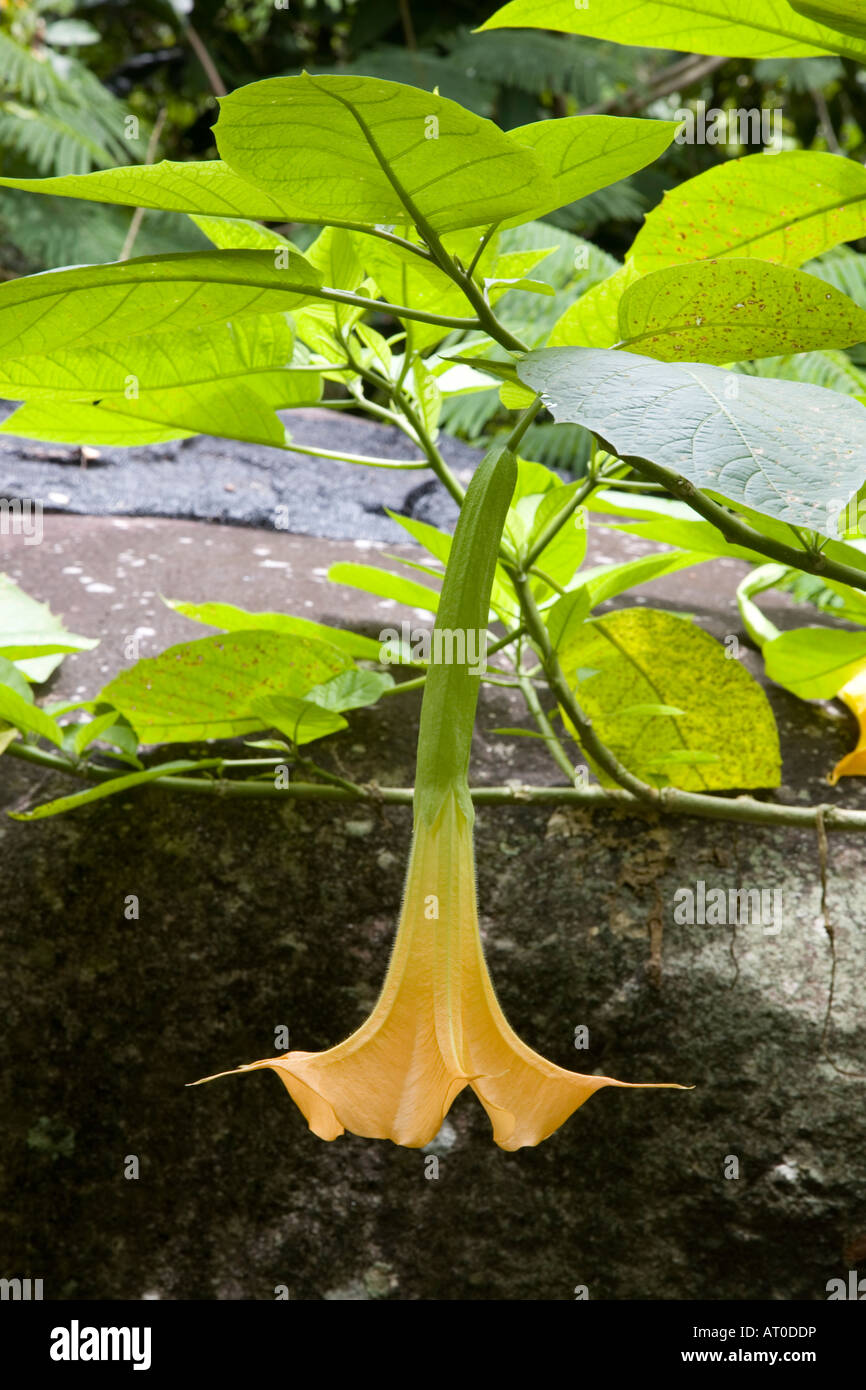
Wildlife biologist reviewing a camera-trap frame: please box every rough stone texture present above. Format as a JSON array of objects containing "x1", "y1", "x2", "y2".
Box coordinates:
[
  {"x1": 1, "y1": 449, "x2": 866, "y2": 1301},
  {"x1": 0, "y1": 403, "x2": 467, "y2": 538}
]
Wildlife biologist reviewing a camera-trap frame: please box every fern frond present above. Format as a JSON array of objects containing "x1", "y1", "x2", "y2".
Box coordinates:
[
  {"x1": 736, "y1": 348, "x2": 866, "y2": 395},
  {"x1": 804, "y1": 245, "x2": 866, "y2": 309},
  {"x1": 0, "y1": 31, "x2": 60, "y2": 105},
  {"x1": 448, "y1": 30, "x2": 644, "y2": 108},
  {"x1": 0, "y1": 190, "x2": 207, "y2": 271}
]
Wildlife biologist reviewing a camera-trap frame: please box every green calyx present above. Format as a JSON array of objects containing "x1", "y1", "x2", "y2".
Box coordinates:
[{"x1": 413, "y1": 442, "x2": 517, "y2": 828}]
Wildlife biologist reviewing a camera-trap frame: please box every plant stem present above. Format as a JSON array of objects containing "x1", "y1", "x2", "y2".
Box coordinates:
[
  {"x1": 7, "y1": 740, "x2": 866, "y2": 833},
  {"x1": 517, "y1": 671, "x2": 577, "y2": 783},
  {"x1": 611, "y1": 447, "x2": 866, "y2": 594},
  {"x1": 523, "y1": 475, "x2": 597, "y2": 570},
  {"x1": 509, "y1": 572, "x2": 661, "y2": 804},
  {"x1": 281, "y1": 440, "x2": 429, "y2": 470}
]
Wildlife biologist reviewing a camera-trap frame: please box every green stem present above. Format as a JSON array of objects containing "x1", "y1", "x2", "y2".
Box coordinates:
[
  {"x1": 281, "y1": 440, "x2": 428, "y2": 470},
  {"x1": 7, "y1": 741, "x2": 866, "y2": 833},
  {"x1": 522, "y1": 474, "x2": 597, "y2": 571},
  {"x1": 517, "y1": 671, "x2": 577, "y2": 783},
  {"x1": 611, "y1": 446, "x2": 866, "y2": 595},
  {"x1": 509, "y1": 572, "x2": 660, "y2": 805}
]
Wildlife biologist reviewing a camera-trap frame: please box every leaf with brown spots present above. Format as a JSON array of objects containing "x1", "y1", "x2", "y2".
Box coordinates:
[{"x1": 99, "y1": 632, "x2": 351, "y2": 746}]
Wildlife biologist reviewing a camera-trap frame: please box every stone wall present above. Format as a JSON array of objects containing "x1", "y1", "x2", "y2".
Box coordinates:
[{"x1": 1, "y1": 416, "x2": 864, "y2": 1301}]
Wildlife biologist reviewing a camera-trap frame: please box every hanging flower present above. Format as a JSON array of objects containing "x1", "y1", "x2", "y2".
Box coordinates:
[
  {"x1": 829, "y1": 666, "x2": 866, "y2": 783},
  {"x1": 195, "y1": 788, "x2": 685, "y2": 1148},
  {"x1": 194, "y1": 442, "x2": 687, "y2": 1148}
]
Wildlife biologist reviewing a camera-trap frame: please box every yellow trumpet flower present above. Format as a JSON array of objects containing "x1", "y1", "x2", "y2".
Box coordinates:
[
  {"x1": 195, "y1": 788, "x2": 685, "y2": 1150},
  {"x1": 194, "y1": 442, "x2": 686, "y2": 1148},
  {"x1": 829, "y1": 665, "x2": 866, "y2": 783}
]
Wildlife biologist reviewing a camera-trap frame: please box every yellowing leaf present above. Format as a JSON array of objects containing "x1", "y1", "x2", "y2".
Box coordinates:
[{"x1": 559, "y1": 608, "x2": 781, "y2": 791}]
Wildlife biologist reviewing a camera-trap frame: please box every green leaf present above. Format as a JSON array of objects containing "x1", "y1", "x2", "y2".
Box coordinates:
[
  {"x1": 735, "y1": 565, "x2": 788, "y2": 649},
  {"x1": 617, "y1": 259, "x2": 866, "y2": 363},
  {"x1": 789, "y1": 0, "x2": 866, "y2": 41},
  {"x1": 0, "y1": 313, "x2": 298, "y2": 404},
  {"x1": 0, "y1": 250, "x2": 321, "y2": 359},
  {"x1": 250, "y1": 693, "x2": 348, "y2": 745},
  {"x1": 214, "y1": 73, "x2": 548, "y2": 233},
  {"x1": 353, "y1": 232, "x2": 485, "y2": 354},
  {"x1": 0, "y1": 308, "x2": 322, "y2": 447},
  {"x1": 545, "y1": 587, "x2": 590, "y2": 651},
  {"x1": 71, "y1": 710, "x2": 127, "y2": 758},
  {"x1": 0, "y1": 375, "x2": 310, "y2": 449},
  {"x1": 189, "y1": 214, "x2": 290, "y2": 250},
  {"x1": 528, "y1": 486, "x2": 589, "y2": 589},
  {"x1": 504, "y1": 116, "x2": 678, "y2": 226},
  {"x1": 165, "y1": 600, "x2": 385, "y2": 661},
  {"x1": 0, "y1": 684, "x2": 64, "y2": 747},
  {"x1": 580, "y1": 550, "x2": 712, "y2": 607},
  {"x1": 479, "y1": 0, "x2": 866, "y2": 58},
  {"x1": 0, "y1": 572, "x2": 98, "y2": 681},
  {"x1": 596, "y1": 515, "x2": 766, "y2": 565},
  {"x1": 763, "y1": 626, "x2": 866, "y2": 698},
  {"x1": 294, "y1": 226, "x2": 369, "y2": 360},
  {"x1": 0, "y1": 160, "x2": 304, "y2": 220},
  {"x1": 306, "y1": 669, "x2": 395, "y2": 711},
  {"x1": 327, "y1": 563, "x2": 441, "y2": 614},
  {"x1": 631, "y1": 152, "x2": 866, "y2": 274},
  {"x1": 2, "y1": 401, "x2": 196, "y2": 448},
  {"x1": 0, "y1": 653, "x2": 34, "y2": 702},
  {"x1": 8, "y1": 759, "x2": 221, "y2": 822},
  {"x1": 98, "y1": 632, "x2": 351, "y2": 745},
  {"x1": 519, "y1": 347, "x2": 866, "y2": 537},
  {"x1": 549, "y1": 260, "x2": 638, "y2": 349},
  {"x1": 385, "y1": 511, "x2": 452, "y2": 566},
  {"x1": 558, "y1": 608, "x2": 781, "y2": 791}
]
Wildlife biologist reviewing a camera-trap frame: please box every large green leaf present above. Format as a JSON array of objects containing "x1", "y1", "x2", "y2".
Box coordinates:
[
  {"x1": 479, "y1": 0, "x2": 866, "y2": 58},
  {"x1": 518, "y1": 346, "x2": 866, "y2": 537},
  {"x1": 2, "y1": 401, "x2": 196, "y2": 447},
  {"x1": 0, "y1": 250, "x2": 322, "y2": 359},
  {"x1": 165, "y1": 600, "x2": 385, "y2": 662},
  {"x1": 616, "y1": 259, "x2": 866, "y2": 363},
  {"x1": 0, "y1": 376, "x2": 313, "y2": 449},
  {"x1": 631, "y1": 152, "x2": 866, "y2": 274},
  {"x1": 0, "y1": 572, "x2": 98, "y2": 682},
  {"x1": 0, "y1": 312, "x2": 321, "y2": 448},
  {"x1": 0, "y1": 313, "x2": 297, "y2": 403},
  {"x1": 214, "y1": 73, "x2": 548, "y2": 233},
  {"x1": 98, "y1": 632, "x2": 351, "y2": 745},
  {"x1": 763, "y1": 626, "x2": 866, "y2": 698},
  {"x1": 504, "y1": 116, "x2": 678, "y2": 227},
  {"x1": 559, "y1": 608, "x2": 781, "y2": 791},
  {"x1": 789, "y1": 0, "x2": 866, "y2": 41},
  {"x1": 0, "y1": 160, "x2": 302, "y2": 219}
]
